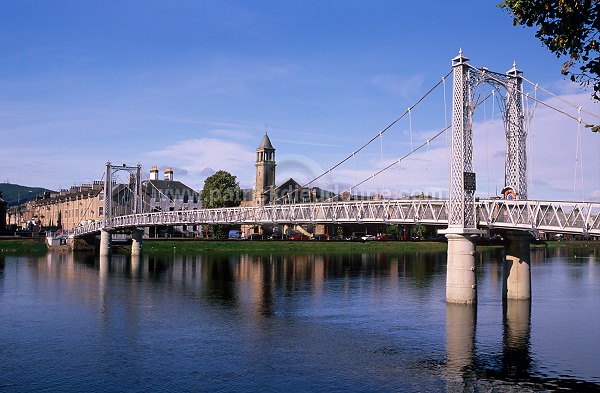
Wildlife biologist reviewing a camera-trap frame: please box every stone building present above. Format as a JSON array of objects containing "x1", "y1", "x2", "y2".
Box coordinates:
[
  {"x1": 241, "y1": 134, "x2": 334, "y2": 238},
  {"x1": 11, "y1": 182, "x2": 106, "y2": 232},
  {"x1": 0, "y1": 191, "x2": 7, "y2": 231},
  {"x1": 5, "y1": 166, "x2": 202, "y2": 236},
  {"x1": 143, "y1": 166, "x2": 203, "y2": 237}
]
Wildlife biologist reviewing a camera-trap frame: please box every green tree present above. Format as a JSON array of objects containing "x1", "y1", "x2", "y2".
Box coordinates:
[
  {"x1": 201, "y1": 170, "x2": 242, "y2": 209},
  {"x1": 411, "y1": 224, "x2": 426, "y2": 240},
  {"x1": 499, "y1": 0, "x2": 599, "y2": 107},
  {"x1": 200, "y1": 170, "x2": 242, "y2": 239}
]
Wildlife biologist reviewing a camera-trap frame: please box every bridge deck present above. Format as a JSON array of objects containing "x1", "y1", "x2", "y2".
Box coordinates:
[{"x1": 73, "y1": 199, "x2": 600, "y2": 237}]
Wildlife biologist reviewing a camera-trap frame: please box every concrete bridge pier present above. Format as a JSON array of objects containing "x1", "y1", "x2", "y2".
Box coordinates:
[
  {"x1": 131, "y1": 228, "x2": 144, "y2": 256},
  {"x1": 99, "y1": 229, "x2": 113, "y2": 256},
  {"x1": 444, "y1": 233, "x2": 479, "y2": 304},
  {"x1": 503, "y1": 232, "x2": 532, "y2": 300}
]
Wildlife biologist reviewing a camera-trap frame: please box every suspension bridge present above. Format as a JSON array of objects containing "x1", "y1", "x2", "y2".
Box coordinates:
[{"x1": 68, "y1": 50, "x2": 599, "y2": 304}]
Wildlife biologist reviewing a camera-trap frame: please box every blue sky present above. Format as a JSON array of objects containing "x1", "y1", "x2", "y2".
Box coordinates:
[{"x1": 1, "y1": 1, "x2": 598, "y2": 201}]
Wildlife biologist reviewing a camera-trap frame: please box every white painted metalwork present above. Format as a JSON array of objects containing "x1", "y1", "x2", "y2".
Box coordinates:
[
  {"x1": 448, "y1": 50, "x2": 476, "y2": 230},
  {"x1": 468, "y1": 62, "x2": 527, "y2": 199},
  {"x1": 447, "y1": 51, "x2": 528, "y2": 232},
  {"x1": 73, "y1": 198, "x2": 600, "y2": 237},
  {"x1": 103, "y1": 162, "x2": 142, "y2": 227}
]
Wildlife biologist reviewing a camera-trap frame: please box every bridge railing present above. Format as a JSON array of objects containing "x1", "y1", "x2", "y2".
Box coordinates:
[
  {"x1": 478, "y1": 199, "x2": 600, "y2": 236},
  {"x1": 73, "y1": 199, "x2": 450, "y2": 236},
  {"x1": 72, "y1": 198, "x2": 600, "y2": 237}
]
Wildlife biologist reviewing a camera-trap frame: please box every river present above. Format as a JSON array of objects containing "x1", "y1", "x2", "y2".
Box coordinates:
[{"x1": 0, "y1": 246, "x2": 598, "y2": 392}]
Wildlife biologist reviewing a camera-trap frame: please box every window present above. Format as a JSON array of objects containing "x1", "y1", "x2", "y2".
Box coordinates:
[{"x1": 99, "y1": 207, "x2": 104, "y2": 217}]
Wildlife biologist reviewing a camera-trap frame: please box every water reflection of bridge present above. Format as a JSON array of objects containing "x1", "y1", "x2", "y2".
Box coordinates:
[{"x1": 27, "y1": 251, "x2": 599, "y2": 390}]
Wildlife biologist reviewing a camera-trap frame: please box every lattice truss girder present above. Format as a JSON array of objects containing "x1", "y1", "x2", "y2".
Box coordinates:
[
  {"x1": 73, "y1": 199, "x2": 600, "y2": 238},
  {"x1": 477, "y1": 200, "x2": 600, "y2": 234}
]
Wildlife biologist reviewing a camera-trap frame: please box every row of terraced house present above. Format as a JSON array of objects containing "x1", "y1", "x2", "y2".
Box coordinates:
[{"x1": 5, "y1": 167, "x2": 204, "y2": 237}]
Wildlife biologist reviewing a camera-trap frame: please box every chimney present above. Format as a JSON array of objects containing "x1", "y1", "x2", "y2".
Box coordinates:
[
  {"x1": 164, "y1": 167, "x2": 173, "y2": 181},
  {"x1": 150, "y1": 166, "x2": 159, "y2": 180}
]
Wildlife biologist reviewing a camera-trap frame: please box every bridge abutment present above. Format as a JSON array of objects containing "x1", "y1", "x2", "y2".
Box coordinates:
[
  {"x1": 444, "y1": 233, "x2": 479, "y2": 304},
  {"x1": 69, "y1": 234, "x2": 96, "y2": 252},
  {"x1": 99, "y1": 229, "x2": 113, "y2": 256},
  {"x1": 131, "y1": 228, "x2": 143, "y2": 256},
  {"x1": 503, "y1": 232, "x2": 532, "y2": 300}
]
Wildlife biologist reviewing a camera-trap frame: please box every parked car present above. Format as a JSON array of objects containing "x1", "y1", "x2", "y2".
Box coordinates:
[
  {"x1": 289, "y1": 234, "x2": 309, "y2": 241},
  {"x1": 361, "y1": 234, "x2": 376, "y2": 241},
  {"x1": 345, "y1": 235, "x2": 363, "y2": 241},
  {"x1": 269, "y1": 233, "x2": 285, "y2": 240},
  {"x1": 311, "y1": 234, "x2": 329, "y2": 241},
  {"x1": 376, "y1": 234, "x2": 389, "y2": 241},
  {"x1": 426, "y1": 235, "x2": 446, "y2": 242},
  {"x1": 228, "y1": 229, "x2": 242, "y2": 239}
]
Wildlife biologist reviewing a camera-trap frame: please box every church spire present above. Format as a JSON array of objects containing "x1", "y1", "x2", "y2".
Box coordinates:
[{"x1": 258, "y1": 132, "x2": 274, "y2": 150}]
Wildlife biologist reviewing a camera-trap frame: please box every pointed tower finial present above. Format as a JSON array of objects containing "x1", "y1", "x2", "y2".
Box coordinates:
[
  {"x1": 452, "y1": 49, "x2": 469, "y2": 67},
  {"x1": 507, "y1": 61, "x2": 523, "y2": 78}
]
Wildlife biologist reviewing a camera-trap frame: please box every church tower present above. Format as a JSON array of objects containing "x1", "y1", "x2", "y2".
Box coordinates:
[{"x1": 254, "y1": 133, "x2": 276, "y2": 205}]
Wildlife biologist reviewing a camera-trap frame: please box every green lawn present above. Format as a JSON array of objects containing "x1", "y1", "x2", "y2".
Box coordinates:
[
  {"x1": 0, "y1": 239, "x2": 47, "y2": 254},
  {"x1": 3, "y1": 236, "x2": 597, "y2": 256},
  {"x1": 139, "y1": 239, "x2": 450, "y2": 254}
]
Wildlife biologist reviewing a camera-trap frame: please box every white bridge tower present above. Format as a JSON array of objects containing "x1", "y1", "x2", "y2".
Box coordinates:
[{"x1": 443, "y1": 50, "x2": 528, "y2": 304}]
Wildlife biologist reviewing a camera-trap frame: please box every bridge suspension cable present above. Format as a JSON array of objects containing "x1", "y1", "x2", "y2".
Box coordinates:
[
  {"x1": 518, "y1": 75, "x2": 598, "y2": 201},
  {"x1": 326, "y1": 125, "x2": 451, "y2": 201},
  {"x1": 469, "y1": 63, "x2": 598, "y2": 129},
  {"x1": 269, "y1": 69, "x2": 453, "y2": 205},
  {"x1": 522, "y1": 76, "x2": 600, "y2": 122},
  {"x1": 526, "y1": 84, "x2": 539, "y2": 199},
  {"x1": 322, "y1": 90, "x2": 497, "y2": 202}
]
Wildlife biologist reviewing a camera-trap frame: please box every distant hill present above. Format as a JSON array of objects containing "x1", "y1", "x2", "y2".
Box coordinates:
[{"x1": 0, "y1": 183, "x2": 54, "y2": 206}]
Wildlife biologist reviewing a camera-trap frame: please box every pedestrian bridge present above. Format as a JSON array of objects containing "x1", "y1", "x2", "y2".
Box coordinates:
[
  {"x1": 69, "y1": 51, "x2": 600, "y2": 305},
  {"x1": 73, "y1": 198, "x2": 600, "y2": 237}
]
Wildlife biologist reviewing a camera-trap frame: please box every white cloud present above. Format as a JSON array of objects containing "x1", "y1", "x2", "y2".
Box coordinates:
[{"x1": 145, "y1": 138, "x2": 255, "y2": 190}]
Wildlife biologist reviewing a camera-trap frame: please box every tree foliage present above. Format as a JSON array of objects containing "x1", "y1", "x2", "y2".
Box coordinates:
[
  {"x1": 200, "y1": 170, "x2": 242, "y2": 209},
  {"x1": 499, "y1": 0, "x2": 599, "y2": 103},
  {"x1": 200, "y1": 170, "x2": 242, "y2": 239}
]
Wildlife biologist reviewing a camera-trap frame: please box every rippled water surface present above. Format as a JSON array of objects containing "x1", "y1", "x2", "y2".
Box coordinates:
[{"x1": 0, "y1": 246, "x2": 598, "y2": 392}]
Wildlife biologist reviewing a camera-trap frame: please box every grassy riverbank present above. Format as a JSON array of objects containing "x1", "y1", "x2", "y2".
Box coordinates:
[
  {"x1": 543, "y1": 240, "x2": 600, "y2": 250},
  {"x1": 138, "y1": 239, "x2": 450, "y2": 254},
  {"x1": 0, "y1": 239, "x2": 47, "y2": 254},
  {"x1": 3, "y1": 237, "x2": 599, "y2": 256}
]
